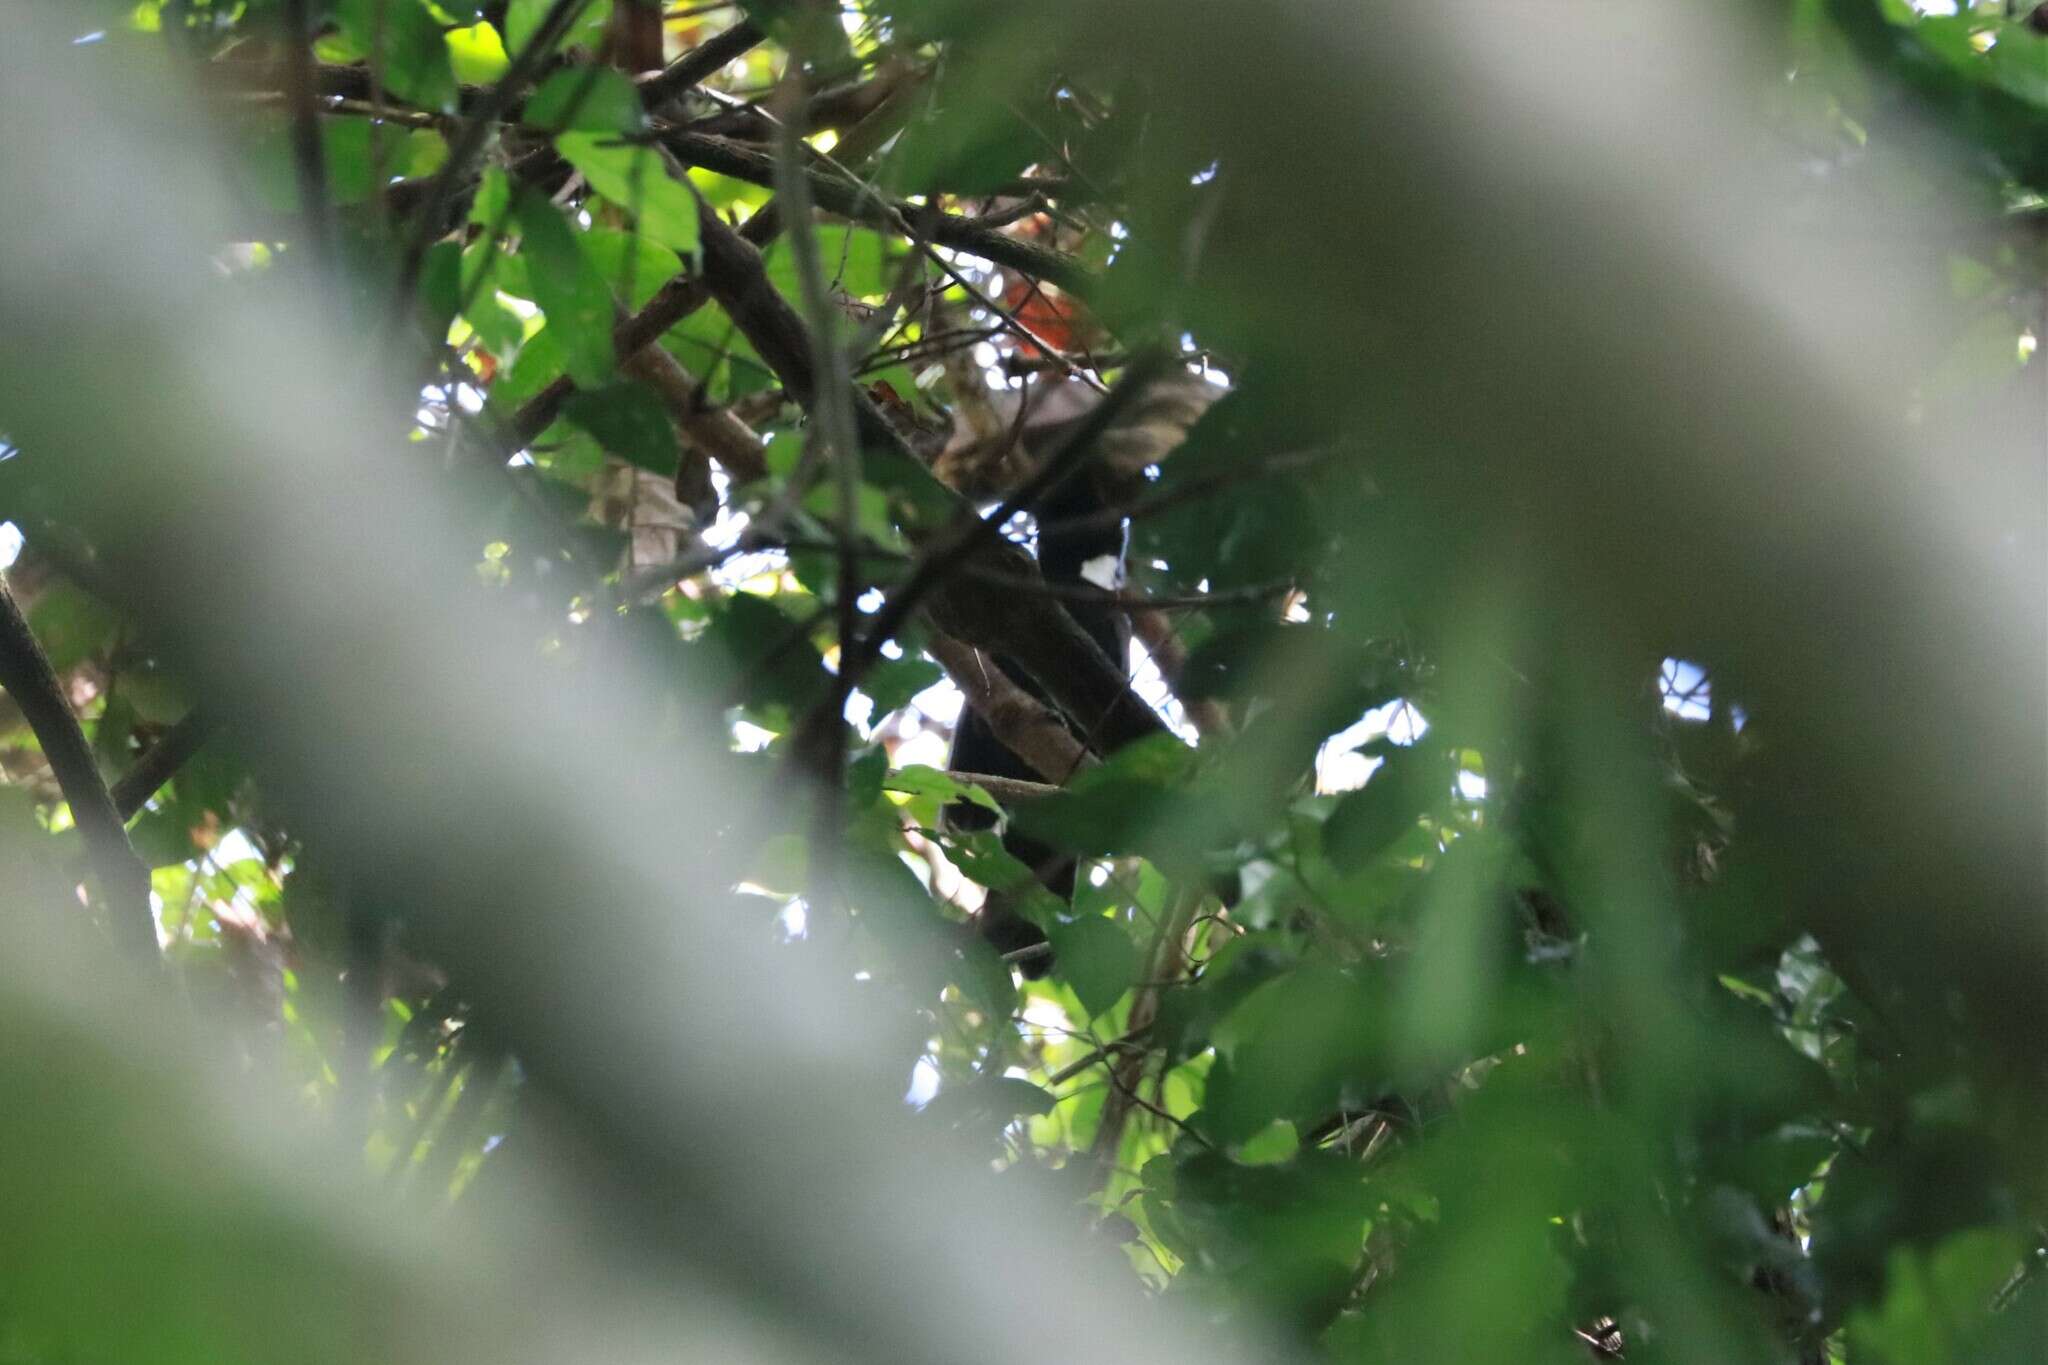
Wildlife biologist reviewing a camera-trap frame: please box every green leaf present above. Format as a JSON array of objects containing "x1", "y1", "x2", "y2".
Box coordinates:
[
  {"x1": 445, "y1": 21, "x2": 510, "y2": 86},
  {"x1": 494, "y1": 325, "x2": 564, "y2": 405},
  {"x1": 882, "y1": 764, "x2": 969, "y2": 803},
  {"x1": 323, "y1": 119, "x2": 444, "y2": 203},
  {"x1": 919, "y1": 1075, "x2": 1055, "y2": 1137},
  {"x1": 1047, "y1": 914, "x2": 1136, "y2": 1019},
  {"x1": 513, "y1": 188, "x2": 615, "y2": 386},
  {"x1": 419, "y1": 240, "x2": 463, "y2": 341},
  {"x1": 463, "y1": 294, "x2": 526, "y2": 354},
  {"x1": 579, "y1": 229, "x2": 683, "y2": 311},
  {"x1": 470, "y1": 166, "x2": 512, "y2": 228},
  {"x1": 942, "y1": 830, "x2": 1039, "y2": 895},
  {"x1": 1321, "y1": 744, "x2": 1450, "y2": 873},
  {"x1": 127, "y1": 808, "x2": 197, "y2": 868},
  {"x1": 704, "y1": 592, "x2": 828, "y2": 715},
  {"x1": 561, "y1": 383, "x2": 677, "y2": 474},
  {"x1": 526, "y1": 67, "x2": 645, "y2": 135},
  {"x1": 799, "y1": 479, "x2": 894, "y2": 545},
  {"x1": 1987, "y1": 28, "x2": 2048, "y2": 111},
  {"x1": 556, "y1": 132, "x2": 701, "y2": 256},
  {"x1": 763, "y1": 227, "x2": 889, "y2": 302},
  {"x1": 117, "y1": 669, "x2": 189, "y2": 726},
  {"x1": 1010, "y1": 735, "x2": 1223, "y2": 872},
  {"x1": 763, "y1": 430, "x2": 804, "y2": 479},
  {"x1": 885, "y1": 50, "x2": 1048, "y2": 195},
  {"x1": 1203, "y1": 966, "x2": 1390, "y2": 1142},
  {"x1": 26, "y1": 582, "x2": 119, "y2": 673},
  {"x1": 504, "y1": 0, "x2": 612, "y2": 59},
  {"x1": 846, "y1": 745, "x2": 888, "y2": 810},
  {"x1": 661, "y1": 303, "x2": 777, "y2": 397},
  {"x1": 1234, "y1": 1119, "x2": 1300, "y2": 1166},
  {"x1": 860, "y1": 656, "x2": 942, "y2": 718},
  {"x1": 336, "y1": 0, "x2": 458, "y2": 112},
  {"x1": 1847, "y1": 1227, "x2": 2025, "y2": 1365}
]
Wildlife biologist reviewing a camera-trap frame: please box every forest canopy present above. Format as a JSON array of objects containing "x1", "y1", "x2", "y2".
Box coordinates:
[{"x1": 0, "y1": 3, "x2": 2041, "y2": 1364}]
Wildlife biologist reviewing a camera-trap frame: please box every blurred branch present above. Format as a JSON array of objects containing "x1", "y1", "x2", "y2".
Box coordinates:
[
  {"x1": 110, "y1": 706, "x2": 216, "y2": 820},
  {"x1": 638, "y1": 18, "x2": 766, "y2": 109},
  {"x1": 0, "y1": 577, "x2": 154, "y2": 963},
  {"x1": 279, "y1": 0, "x2": 330, "y2": 262}
]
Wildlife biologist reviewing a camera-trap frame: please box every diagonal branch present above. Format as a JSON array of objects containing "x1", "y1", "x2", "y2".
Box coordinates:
[
  {"x1": 635, "y1": 19, "x2": 765, "y2": 110},
  {"x1": 927, "y1": 634, "x2": 1092, "y2": 784},
  {"x1": 111, "y1": 706, "x2": 217, "y2": 821},
  {"x1": 0, "y1": 578, "x2": 155, "y2": 963}
]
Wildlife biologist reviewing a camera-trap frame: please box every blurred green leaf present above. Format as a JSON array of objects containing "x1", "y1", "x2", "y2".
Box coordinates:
[
  {"x1": 26, "y1": 581, "x2": 118, "y2": 673},
  {"x1": 527, "y1": 67, "x2": 644, "y2": 135},
  {"x1": 512, "y1": 187, "x2": 616, "y2": 386},
  {"x1": 860, "y1": 656, "x2": 942, "y2": 718},
  {"x1": 1322, "y1": 744, "x2": 1451, "y2": 874},
  {"x1": 504, "y1": 0, "x2": 612, "y2": 58},
  {"x1": 556, "y1": 133, "x2": 701, "y2": 256},
  {"x1": 1047, "y1": 914, "x2": 1136, "y2": 1019},
  {"x1": 579, "y1": 230, "x2": 682, "y2": 311},
  {"x1": 561, "y1": 383, "x2": 677, "y2": 474},
  {"x1": 336, "y1": 0, "x2": 458, "y2": 112}
]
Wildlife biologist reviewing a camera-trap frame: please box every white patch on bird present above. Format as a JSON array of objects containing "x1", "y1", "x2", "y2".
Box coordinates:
[{"x1": 1078, "y1": 554, "x2": 1121, "y2": 590}]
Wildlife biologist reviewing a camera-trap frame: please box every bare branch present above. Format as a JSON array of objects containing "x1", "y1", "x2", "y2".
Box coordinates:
[{"x1": 927, "y1": 635, "x2": 1093, "y2": 784}]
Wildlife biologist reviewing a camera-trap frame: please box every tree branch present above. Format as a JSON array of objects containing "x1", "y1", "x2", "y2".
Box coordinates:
[
  {"x1": 110, "y1": 706, "x2": 217, "y2": 821},
  {"x1": 0, "y1": 578, "x2": 155, "y2": 962},
  {"x1": 620, "y1": 341, "x2": 767, "y2": 483},
  {"x1": 927, "y1": 635, "x2": 1093, "y2": 783},
  {"x1": 940, "y1": 769, "x2": 1061, "y2": 805},
  {"x1": 635, "y1": 18, "x2": 765, "y2": 110}
]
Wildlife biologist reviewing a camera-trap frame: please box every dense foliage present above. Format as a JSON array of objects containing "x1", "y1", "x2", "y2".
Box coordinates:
[{"x1": 0, "y1": 2, "x2": 2040, "y2": 1363}]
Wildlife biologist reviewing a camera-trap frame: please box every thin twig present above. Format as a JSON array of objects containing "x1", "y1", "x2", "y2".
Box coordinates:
[
  {"x1": 1044, "y1": 1022, "x2": 1154, "y2": 1088},
  {"x1": 1090, "y1": 884, "x2": 1201, "y2": 1161}
]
